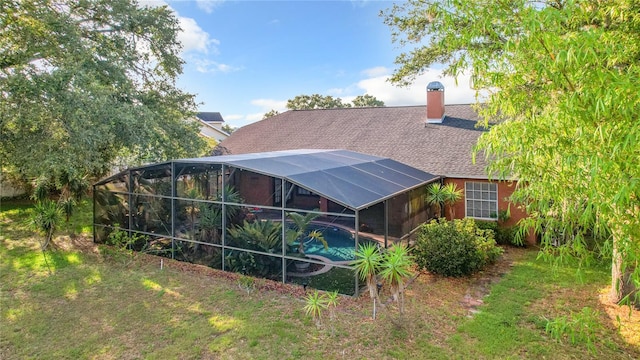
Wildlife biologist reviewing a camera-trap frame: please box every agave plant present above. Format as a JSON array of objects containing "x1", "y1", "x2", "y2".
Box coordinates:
[{"x1": 353, "y1": 242, "x2": 383, "y2": 319}]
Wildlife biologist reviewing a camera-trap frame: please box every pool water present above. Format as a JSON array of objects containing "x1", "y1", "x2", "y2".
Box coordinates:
[{"x1": 301, "y1": 225, "x2": 357, "y2": 262}]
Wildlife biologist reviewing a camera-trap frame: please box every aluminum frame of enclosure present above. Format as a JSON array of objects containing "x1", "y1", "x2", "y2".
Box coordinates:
[{"x1": 93, "y1": 149, "x2": 438, "y2": 295}]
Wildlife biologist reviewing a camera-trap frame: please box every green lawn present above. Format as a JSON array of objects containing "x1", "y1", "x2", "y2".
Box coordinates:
[{"x1": 1, "y1": 199, "x2": 638, "y2": 359}]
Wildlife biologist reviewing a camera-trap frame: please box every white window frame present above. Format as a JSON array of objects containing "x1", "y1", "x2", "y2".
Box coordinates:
[{"x1": 464, "y1": 181, "x2": 498, "y2": 220}]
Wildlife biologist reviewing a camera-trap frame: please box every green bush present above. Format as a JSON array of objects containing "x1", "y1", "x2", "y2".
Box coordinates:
[
  {"x1": 496, "y1": 226, "x2": 522, "y2": 246},
  {"x1": 414, "y1": 218, "x2": 503, "y2": 277},
  {"x1": 476, "y1": 220, "x2": 522, "y2": 247}
]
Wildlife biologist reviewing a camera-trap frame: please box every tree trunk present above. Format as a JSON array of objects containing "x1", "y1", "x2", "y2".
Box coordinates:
[
  {"x1": 610, "y1": 238, "x2": 624, "y2": 303},
  {"x1": 610, "y1": 237, "x2": 638, "y2": 307},
  {"x1": 373, "y1": 299, "x2": 376, "y2": 319}
]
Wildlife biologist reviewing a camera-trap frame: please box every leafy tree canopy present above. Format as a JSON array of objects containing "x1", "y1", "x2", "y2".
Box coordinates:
[
  {"x1": 351, "y1": 94, "x2": 385, "y2": 108},
  {"x1": 383, "y1": 0, "x2": 640, "y2": 304},
  {"x1": 221, "y1": 123, "x2": 236, "y2": 134},
  {"x1": 286, "y1": 94, "x2": 348, "y2": 110},
  {"x1": 263, "y1": 93, "x2": 385, "y2": 118},
  {"x1": 0, "y1": 0, "x2": 207, "y2": 191},
  {"x1": 262, "y1": 109, "x2": 280, "y2": 120}
]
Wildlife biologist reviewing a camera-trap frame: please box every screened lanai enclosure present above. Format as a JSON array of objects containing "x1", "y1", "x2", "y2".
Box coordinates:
[{"x1": 93, "y1": 149, "x2": 438, "y2": 295}]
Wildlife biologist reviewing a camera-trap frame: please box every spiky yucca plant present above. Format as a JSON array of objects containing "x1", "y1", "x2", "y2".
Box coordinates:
[{"x1": 353, "y1": 243, "x2": 383, "y2": 319}]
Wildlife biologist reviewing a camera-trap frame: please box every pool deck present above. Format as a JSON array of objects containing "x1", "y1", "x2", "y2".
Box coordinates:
[{"x1": 287, "y1": 254, "x2": 352, "y2": 278}]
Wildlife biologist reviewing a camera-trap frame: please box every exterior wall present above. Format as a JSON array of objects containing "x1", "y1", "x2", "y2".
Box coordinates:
[
  {"x1": 236, "y1": 171, "x2": 273, "y2": 206},
  {"x1": 443, "y1": 178, "x2": 536, "y2": 245},
  {"x1": 290, "y1": 193, "x2": 321, "y2": 210},
  {"x1": 199, "y1": 123, "x2": 229, "y2": 142},
  {"x1": 0, "y1": 174, "x2": 26, "y2": 198}
]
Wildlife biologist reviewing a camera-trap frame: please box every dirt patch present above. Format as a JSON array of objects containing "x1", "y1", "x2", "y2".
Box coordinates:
[
  {"x1": 53, "y1": 234, "x2": 99, "y2": 254},
  {"x1": 459, "y1": 247, "x2": 527, "y2": 315}
]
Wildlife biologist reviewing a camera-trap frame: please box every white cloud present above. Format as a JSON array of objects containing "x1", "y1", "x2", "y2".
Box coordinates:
[
  {"x1": 354, "y1": 67, "x2": 480, "y2": 106},
  {"x1": 246, "y1": 112, "x2": 266, "y2": 123},
  {"x1": 139, "y1": 0, "x2": 217, "y2": 54},
  {"x1": 362, "y1": 66, "x2": 388, "y2": 77},
  {"x1": 138, "y1": 0, "x2": 168, "y2": 8},
  {"x1": 192, "y1": 58, "x2": 241, "y2": 74},
  {"x1": 251, "y1": 98, "x2": 288, "y2": 111},
  {"x1": 178, "y1": 17, "x2": 218, "y2": 54},
  {"x1": 196, "y1": 0, "x2": 224, "y2": 13},
  {"x1": 224, "y1": 114, "x2": 244, "y2": 121}
]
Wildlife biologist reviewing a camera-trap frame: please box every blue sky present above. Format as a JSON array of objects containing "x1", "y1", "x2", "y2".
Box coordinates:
[{"x1": 150, "y1": 0, "x2": 476, "y2": 128}]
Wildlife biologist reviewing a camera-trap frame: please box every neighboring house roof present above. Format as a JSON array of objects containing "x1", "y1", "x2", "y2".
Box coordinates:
[
  {"x1": 220, "y1": 105, "x2": 489, "y2": 179},
  {"x1": 197, "y1": 118, "x2": 229, "y2": 142},
  {"x1": 197, "y1": 112, "x2": 224, "y2": 123}
]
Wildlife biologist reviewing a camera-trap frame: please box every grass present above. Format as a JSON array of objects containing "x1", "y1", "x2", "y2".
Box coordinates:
[{"x1": 1, "y1": 199, "x2": 639, "y2": 359}]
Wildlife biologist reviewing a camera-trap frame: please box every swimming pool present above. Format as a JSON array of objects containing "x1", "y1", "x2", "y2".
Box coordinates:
[{"x1": 296, "y1": 224, "x2": 369, "y2": 262}]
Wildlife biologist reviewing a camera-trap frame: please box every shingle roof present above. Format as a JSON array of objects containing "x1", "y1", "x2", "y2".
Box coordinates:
[
  {"x1": 220, "y1": 105, "x2": 489, "y2": 179},
  {"x1": 197, "y1": 112, "x2": 224, "y2": 122}
]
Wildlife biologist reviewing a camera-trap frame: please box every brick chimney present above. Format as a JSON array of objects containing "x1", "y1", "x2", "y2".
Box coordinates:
[{"x1": 426, "y1": 81, "x2": 445, "y2": 124}]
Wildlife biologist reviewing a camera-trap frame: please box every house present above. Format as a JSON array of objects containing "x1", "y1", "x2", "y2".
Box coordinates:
[
  {"x1": 194, "y1": 112, "x2": 229, "y2": 143},
  {"x1": 220, "y1": 82, "x2": 533, "y2": 244}
]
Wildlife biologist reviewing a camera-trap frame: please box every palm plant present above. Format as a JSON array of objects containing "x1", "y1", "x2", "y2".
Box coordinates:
[
  {"x1": 219, "y1": 185, "x2": 243, "y2": 224},
  {"x1": 426, "y1": 183, "x2": 447, "y2": 218},
  {"x1": 227, "y1": 220, "x2": 282, "y2": 253},
  {"x1": 442, "y1": 183, "x2": 463, "y2": 219},
  {"x1": 303, "y1": 290, "x2": 328, "y2": 326},
  {"x1": 199, "y1": 204, "x2": 222, "y2": 243},
  {"x1": 325, "y1": 290, "x2": 339, "y2": 322},
  {"x1": 379, "y1": 244, "x2": 414, "y2": 314},
  {"x1": 30, "y1": 200, "x2": 62, "y2": 273},
  {"x1": 285, "y1": 211, "x2": 327, "y2": 255},
  {"x1": 353, "y1": 242, "x2": 383, "y2": 319},
  {"x1": 426, "y1": 183, "x2": 462, "y2": 219},
  {"x1": 226, "y1": 220, "x2": 283, "y2": 277},
  {"x1": 198, "y1": 185, "x2": 243, "y2": 243}
]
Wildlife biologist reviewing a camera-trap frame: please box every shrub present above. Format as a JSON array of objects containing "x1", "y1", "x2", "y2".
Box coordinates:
[
  {"x1": 414, "y1": 218, "x2": 503, "y2": 276},
  {"x1": 496, "y1": 226, "x2": 523, "y2": 247},
  {"x1": 476, "y1": 220, "x2": 522, "y2": 247}
]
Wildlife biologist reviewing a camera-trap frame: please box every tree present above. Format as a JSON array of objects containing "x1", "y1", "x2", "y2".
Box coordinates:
[
  {"x1": 352, "y1": 94, "x2": 385, "y2": 107},
  {"x1": 442, "y1": 183, "x2": 463, "y2": 219},
  {"x1": 264, "y1": 93, "x2": 385, "y2": 118},
  {"x1": 285, "y1": 211, "x2": 327, "y2": 255},
  {"x1": 353, "y1": 242, "x2": 383, "y2": 319},
  {"x1": 426, "y1": 183, "x2": 447, "y2": 218},
  {"x1": 378, "y1": 244, "x2": 414, "y2": 314},
  {"x1": 221, "y1": 124, "x2": 236, "y2": 134},
  {"x1": 30, "y1": 200, "x2": 62, "y2": 273},
  {"x1": 286, "y1": 94, "x2": 348, "y2": 110},
  {"x1": 286, "y1": 93, "x2": 385, "y2": 110},
  {"x1": 1, "y1": 0, "x2": 207, "y2": 195},
  {"x1": 383, "y1": 1, "x2": 640, "y2": 305},
  {"x1": 262, "y1": 109, "x2": 280, "y2": 119}
]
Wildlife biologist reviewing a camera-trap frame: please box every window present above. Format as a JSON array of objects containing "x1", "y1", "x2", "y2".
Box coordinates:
[
  {"x1": 465, "y1": 182, "x2": 498, "y2": 219},
  {"x1": 273, "y1": 180, "x2": 292, "y2": 205},
  {"x1": 296, "y1": 186, "x2": 314, "y2": 196}
]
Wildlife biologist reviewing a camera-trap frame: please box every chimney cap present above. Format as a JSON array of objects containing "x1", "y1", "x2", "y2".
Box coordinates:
[{"x1": 427, "y1": 81, "x2": 444, "y2": 91}]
